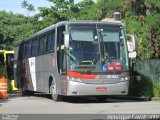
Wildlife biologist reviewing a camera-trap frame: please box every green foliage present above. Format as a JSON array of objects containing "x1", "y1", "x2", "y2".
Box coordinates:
[
  {"x1": 0, "y1": 11, "x2": 37, "y2": 50},
  {"x1": 134, "y1": 60, "x2": 160, "y2": 97},
  {"x1": 21, "y1": 0, "x2": 35, "y2": 12},
  {"x1": 0, "y1": 0, "x2": 96, "y2": 50},
  {"x1": 85, "y1": 4, "x2": 98, "y2": 20},
  {"x1": 145, "y1": 0, "x2": 160, "y2": 12},
  {"x1": 125, "y1": 17, "x2": 140, "y2": 34},
  {"x1": 131, "y1": 74, "x2": 153, "y2": 98},
  {"x1": 96, "y1": 0, "x2": 123, "y2": 19},
  {"x1": 153, "y1": 81, "x2": 160, "y2": 97},
  {"x1": 38, "y1": 0, "x2": 95, "y2": 21},
  {"x1": 76, "y1": 0, "x2": 95, "y2": 20},
  {"x1": 124, "y1": 0, "x2": 160, "y2": 60}
]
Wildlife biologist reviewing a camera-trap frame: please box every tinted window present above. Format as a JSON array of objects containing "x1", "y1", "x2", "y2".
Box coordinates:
[
  {"x1": 24, "y1": 42, "x2": 31, "y2": 58},
  {"x1": 31, "y1": 39, "x2": 38, "y2": 56},
  {"x1": 21, "y1": 44, "x2": 25, "y2": 59},
  {"x1": 47, "y1": 32, "x2": 55, "y2": 53},
  {"x1": 38, "y1": 35, "x2": 46, "y2": 55}
]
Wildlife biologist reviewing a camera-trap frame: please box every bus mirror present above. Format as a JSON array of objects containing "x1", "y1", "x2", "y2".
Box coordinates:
[
  {"x1": 126, "y1": 34, "x2": 138, "y2": 58},
  {"x1": 64, "y1": 31, "x2": 69, "y2": 49},
  {"x1": 126, "y1": 34, "x2": 138, "y2": 52}
]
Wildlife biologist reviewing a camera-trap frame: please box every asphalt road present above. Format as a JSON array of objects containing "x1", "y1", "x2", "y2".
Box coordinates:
[{"x1": 0, "y1": 94, "x2": 160, "y2": 120}]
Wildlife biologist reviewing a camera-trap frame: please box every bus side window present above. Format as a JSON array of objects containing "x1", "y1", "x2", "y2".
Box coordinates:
[
  {"x1": 31, "y1": 39, "x2": 38, "y2": 56},
  {"x1": 46, "y1": 31, "x2": 55, "y2": 53},
  {"x1": 24, "y1": 42, "x2": 31, "y2": 58},
  {"x1": 38, "y1": 35, "x2": 46, "y2": 55},
  {"x1": 21, "y1": 44, "x2": 25, "y2": 59}
]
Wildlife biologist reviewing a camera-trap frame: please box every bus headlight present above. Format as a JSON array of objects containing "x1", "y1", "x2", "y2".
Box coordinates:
[
  {"x1": 69, "y1": 77, "x2": 83, "y2": 83},
  {"x1": 124, "y1": 77, "x2": 130, "y2": 81},
  {"x1": 121, "y1": 77, "x2": 130, "y2": 81}
]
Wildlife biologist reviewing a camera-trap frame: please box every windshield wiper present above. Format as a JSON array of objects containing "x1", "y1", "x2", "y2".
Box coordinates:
[{"x1": 64, "y1": 51, "x2": 77, "y2": 64}]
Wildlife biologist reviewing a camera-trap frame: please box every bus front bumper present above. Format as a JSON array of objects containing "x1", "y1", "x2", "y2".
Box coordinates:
[{"x1": 67, "y1": 80, "x2": 129, "y2": 96}]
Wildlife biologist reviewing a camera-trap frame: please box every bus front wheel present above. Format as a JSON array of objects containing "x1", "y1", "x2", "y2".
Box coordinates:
[{"x1": 50, "y1": 81, "x2": 62, "y2": 102}]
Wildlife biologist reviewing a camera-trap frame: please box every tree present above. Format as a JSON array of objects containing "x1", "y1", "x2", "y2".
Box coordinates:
[
  {"x1": 21, "y1": 0, "x2": 35, "y2": 15},
  {"x1": 96, "y1": 0, "x2": 123, "y2": 20},
  {"x1": 0, "y1": 11, "x2": 37, "y2": 50},
  {"x1": 38, "y1": 0, "x2": 95, "y2": 21},
  {"x1": 124, "y1": 0, "x2": 160, "y2": 59},
  {"x1": 76, "y1": 0, "x2": 95, "y2": 20},
  {"x1": 38, "y1": 0, "x2": 76, "y2": 21}
]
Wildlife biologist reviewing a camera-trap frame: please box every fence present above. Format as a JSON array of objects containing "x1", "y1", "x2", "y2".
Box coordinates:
[{"x1": 131, "y1": 59, "x2": 160, "y2": 97}]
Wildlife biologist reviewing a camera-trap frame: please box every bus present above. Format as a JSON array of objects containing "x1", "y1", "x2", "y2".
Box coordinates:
[
  {"x1": 0, "y1": 50, "x2": 18, "y2": 91},
  {"x1": 14, "y1": 20, "x2": 136, "y2": 101}
]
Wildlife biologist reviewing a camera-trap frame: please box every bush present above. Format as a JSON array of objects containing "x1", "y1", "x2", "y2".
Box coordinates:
[
  {"x1": 153, "y1": 81, "x2": 160, "y2": 97},
  {"x1": 130, "y1": 74, "x2": 153, "y2": 98}
]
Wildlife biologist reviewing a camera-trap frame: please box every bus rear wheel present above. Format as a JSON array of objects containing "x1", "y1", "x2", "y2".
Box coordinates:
[
  {"x1": 21, "y1": 84, "x2": 34, "y2": 96},
  {"x1": 21, "y1": 85, "x2": 27, "y2": 96},
  {"x1": 21, "y1": 78, "x2": 34, "y2": 96},
  {"x1": 21, "y1": 79, "x2": 27, "y2": 96},
  {"x1": 50, "y1": 81, "x2": 62, "y2": 102}
]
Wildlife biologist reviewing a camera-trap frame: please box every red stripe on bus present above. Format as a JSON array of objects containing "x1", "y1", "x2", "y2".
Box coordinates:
[
  {"x1": 22, "y1": 62, "x2": 29, "y2": 90},
  {"x1": 67, "y1": 71, "x2": 96, "y2": 80}
]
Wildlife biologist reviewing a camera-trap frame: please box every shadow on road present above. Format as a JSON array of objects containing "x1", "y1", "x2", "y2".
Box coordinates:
[
  {"x1": 62, "y1": 96, "x2": 150, "y2": 104},
  {"x1": 30, "y1": 93, "x2": 150, "y2": 104},
  {"x1": 7, "y1": 91, "x2": 150, "y2": 104}
]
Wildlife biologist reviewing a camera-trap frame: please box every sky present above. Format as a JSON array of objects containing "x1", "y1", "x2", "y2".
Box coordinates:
[{"x1": 0, "y1": 0, "x2": 94, "y2": 16}]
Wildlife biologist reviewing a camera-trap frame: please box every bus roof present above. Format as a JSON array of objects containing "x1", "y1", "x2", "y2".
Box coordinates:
[{"x1": 16, "y1": 20, "x2": 122, "y2": 45}]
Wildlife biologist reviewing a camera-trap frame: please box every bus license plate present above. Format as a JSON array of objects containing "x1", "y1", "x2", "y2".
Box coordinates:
[{"x1": 96, "y1": 87, "x2": 107, "y2": 92}]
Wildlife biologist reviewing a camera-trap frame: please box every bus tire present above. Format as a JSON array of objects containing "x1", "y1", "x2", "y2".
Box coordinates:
[
  {"x1": 50, "y1": 80, "x2": 62, "y2": 102},
  {"x1": 21, "y1": 83, "x2": 27, "y2": 96},
  {"x1": 26, "y1": 90, "x2": 34, "y2": 96},
  {"x1": 21, "y1": 78, "x2": 33, "y2": 96}
]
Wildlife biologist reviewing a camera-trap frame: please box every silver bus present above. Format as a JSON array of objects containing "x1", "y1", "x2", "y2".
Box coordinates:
[{"x1": 14, "y1": 20, "x2": 131, "y2": 101}]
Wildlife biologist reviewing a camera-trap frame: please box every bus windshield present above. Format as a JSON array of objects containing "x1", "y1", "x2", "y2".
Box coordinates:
[{"x1": 69, "y1": 25, "x2": 128, "y2": 73}]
